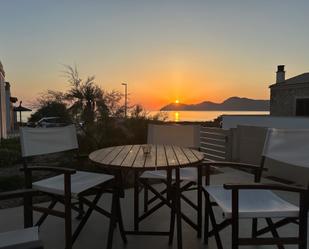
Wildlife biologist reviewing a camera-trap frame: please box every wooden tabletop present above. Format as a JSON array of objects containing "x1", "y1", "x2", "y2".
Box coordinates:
[{"x1": 89, "y1": 144, "x2": 204, "y2": 170}]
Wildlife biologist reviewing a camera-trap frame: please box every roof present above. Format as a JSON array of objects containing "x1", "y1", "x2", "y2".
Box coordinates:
[
  {"x1": 284, "y1": 73, "x2": 309, "y2": 84},
  {"x1": 10, "y1": 97, "x2": 18, "y2": 103},
  {"x1": 0, "y1": 61, "x2": 4, "y2": 77},
  {"x1": 270, "y1": 72, "x2": 309, "y2": 88}
]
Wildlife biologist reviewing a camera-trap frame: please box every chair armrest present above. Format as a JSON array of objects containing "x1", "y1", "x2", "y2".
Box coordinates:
[
  {"x1": 74, "y1": 154, "x2": 89, "y2": 159},
  {"x1": 203, "y1": 161, "x2": 266, "y2": 172},
  {"x1": 0, "y1": 189, "x2": 38, "y2": 201},
  {"x1": 224, "y1": 182, "x2": 308, "y2": 193},
  {"x1": 21, "y1": 166, "x2": 76, "y2": 175}
]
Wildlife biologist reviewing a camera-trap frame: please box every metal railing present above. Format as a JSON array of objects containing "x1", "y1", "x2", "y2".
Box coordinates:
[{"x1": 200, "y1": 126, "x2": 231, "y2": 161}]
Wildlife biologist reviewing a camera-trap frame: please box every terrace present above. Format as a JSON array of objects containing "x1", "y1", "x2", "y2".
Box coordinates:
[
  {"x1": 0, "y1": 123, "x2": 308, "y2": 249},
  {"x1": 0, "y1": 167, "x2": 303, "y2": 249}
]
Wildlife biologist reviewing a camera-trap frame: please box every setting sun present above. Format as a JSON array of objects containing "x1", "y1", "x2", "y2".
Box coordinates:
[{"x1": 175, "y1": 100, "x2": 180, "y2": 104}]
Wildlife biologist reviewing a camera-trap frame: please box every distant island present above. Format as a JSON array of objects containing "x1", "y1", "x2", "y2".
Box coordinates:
[{"x1": 160, "y1": 97, "x2": 269, "y2": 111}]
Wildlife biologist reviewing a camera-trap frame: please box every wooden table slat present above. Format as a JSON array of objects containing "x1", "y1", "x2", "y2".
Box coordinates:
[
  {"x1": 121, "y1": 145, "x2": 141, "y2": 167},
  {"x1": 100, "y1": 146, "x2": 125, "y2": 165},
  {"x1": 156, "y1": 145, "x2": 168, "y2": 167},
  {"x1": 165, "y1": 145, "x2": 179, "y2": 166},
  {"x1": 190, "y1": 149, "x2": 205, "y2": 161},
  {"x1": 89, "y1": 147, "x2": 114, "y2": 162},
  {"x1": 181, "y1": 147, "x2": 198, "y2": 164},
  {"x1": 132, "y1": 146, "x2": 147, "y2": 167},
  {"x1": 90, "y1": 144, "x2": 204, "y2": 170},
  {"x1": 110, "y1": 145, "x2": 134, "y2": 166},
  {"x1": 172, "y1": 146, "x2": 190, "y2": 165},
  {"x1": 144, "y1": 145, "x2": 157, "y2": 168}
]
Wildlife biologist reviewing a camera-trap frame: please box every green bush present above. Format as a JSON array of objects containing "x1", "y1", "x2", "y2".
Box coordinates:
[
  {"x1": 29, "y1": 101, "x2": 72, "y2": 123},
  {"x1": 0, "y1": 175, "x2": 24, "y2": 191},
  {"x1": 0, "y1": 148, "x2": 20, "y2": 168},
  {"x1": 0, "y1": 138, "x2": 21, "y2": 168},
  {"x1": 0, "y1": 137, "x2": 21, "y2": 151}
]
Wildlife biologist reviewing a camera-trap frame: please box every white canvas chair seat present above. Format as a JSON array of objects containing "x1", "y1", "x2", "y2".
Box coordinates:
[
  {"x1": 205, "y1": 185, "x2": 299, "y2": 219},
  {"x1": 140, "y1": 168, "x2": 198, "y2": 182},
  {"x1": 19, "y1": 125, "x2": 126, "y2": 249},
  {"x1": 211, "y1": 167, "x2": 256, "y2": 185},
  {"x1": 0, "y1": 226, "x2": 41, "y2": 249},
  {"x1": 33, "y1": 171, "x2": 114, "y2": 198}
]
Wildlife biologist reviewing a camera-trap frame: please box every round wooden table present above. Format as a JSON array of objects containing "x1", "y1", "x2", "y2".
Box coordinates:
[{"x1": 89, "y1": 144, "x2": 204, "y2": 249}]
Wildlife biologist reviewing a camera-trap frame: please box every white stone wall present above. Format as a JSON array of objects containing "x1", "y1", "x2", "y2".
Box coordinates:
[
  {"x1": 0, "y1": 71, "x2": 7, "y2": 138},
  {"x1": 222, "y1": 115, "x2": 309, "y2": 130}
]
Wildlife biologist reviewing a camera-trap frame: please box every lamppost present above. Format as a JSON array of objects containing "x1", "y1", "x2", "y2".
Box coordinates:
[{"x1": 121, "y1": 83, "x2": 128, "y2": 118}]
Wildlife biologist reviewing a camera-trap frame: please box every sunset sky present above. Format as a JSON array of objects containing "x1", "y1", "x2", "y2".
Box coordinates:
[{"x1": 1, "y1": 0, "x2": 309, "y2": 110}]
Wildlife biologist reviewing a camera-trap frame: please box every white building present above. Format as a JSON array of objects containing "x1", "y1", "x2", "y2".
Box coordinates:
[
  {"x1": 0, "y1": 61, "x2": 7, "y2": 138},
  {"x1": 0, "y1": 61, "x2": 18, "y2": 139}
]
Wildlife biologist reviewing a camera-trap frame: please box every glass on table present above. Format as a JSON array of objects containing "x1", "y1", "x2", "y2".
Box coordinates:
[{"x1": 142, "y1": 145, "x2": 151, "y2": 155}]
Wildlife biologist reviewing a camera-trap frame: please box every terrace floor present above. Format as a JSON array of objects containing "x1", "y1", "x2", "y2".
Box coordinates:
[{"x1": 0, "y1": 168, "x2": 306, "y2": 249}]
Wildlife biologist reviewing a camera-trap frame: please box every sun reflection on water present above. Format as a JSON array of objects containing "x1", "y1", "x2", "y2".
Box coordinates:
[{"x1": 174, "y1": 112, "x2": 179, "y2": 122}]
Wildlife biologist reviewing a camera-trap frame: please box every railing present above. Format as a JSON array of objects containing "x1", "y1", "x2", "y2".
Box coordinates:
[
  {"x1": 7, "y1": 132, "x2": 20, "y2": 138},
  {"x1": 200, "y1": 126, "x2": 231, "y2": 161}
]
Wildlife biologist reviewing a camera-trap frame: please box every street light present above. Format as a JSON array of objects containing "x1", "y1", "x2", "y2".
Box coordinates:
[{"x1": 121, "y1": 83, "x2": 128, "y2": 118}]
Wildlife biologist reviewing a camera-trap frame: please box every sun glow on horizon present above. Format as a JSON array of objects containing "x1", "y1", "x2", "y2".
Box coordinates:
[{"x1": 175, "y1": 99, "x2": 180, "y2": 104}]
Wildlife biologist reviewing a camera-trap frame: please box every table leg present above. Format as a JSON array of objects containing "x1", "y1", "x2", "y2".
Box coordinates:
[
  {"x1": 197, "y1": 165, "x2": 202, "y2": 238},
  {"x1": 134, "y1": 171, "x2": 139, "y2": 231},
  {"x1": 167, "y1": 169, "x2": 175, "y2": 245},
  {"x1": 106, "y1": 170, "x2": 127, "y2": 249},
  {"x1": 175, "y1": 167, "x2": 183, "y2": 249}
]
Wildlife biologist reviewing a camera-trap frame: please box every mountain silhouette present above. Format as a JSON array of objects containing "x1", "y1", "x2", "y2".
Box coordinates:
[{"x1": 160, "y1": 97, "x2": 269, "y2": 111}]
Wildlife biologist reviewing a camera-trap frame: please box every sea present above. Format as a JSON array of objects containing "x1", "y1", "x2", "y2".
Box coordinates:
[
  {"x1": 148, "y1": 110, "x2": 269, "y2": 122},
  {"x1": 22, "y1": 110, "x2": 269, "y2": 123}
]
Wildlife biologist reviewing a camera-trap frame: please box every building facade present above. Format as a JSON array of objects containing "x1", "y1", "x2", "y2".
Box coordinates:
[
  {"x1": 0, "y1": 61, "x2": 7, "y2": 138},
  {"x1": 0, "y1": 61, "x2": 18, "y2": 138},
  {"x1": 270, "y1": 65, "x2": 309, "y2": 116}
]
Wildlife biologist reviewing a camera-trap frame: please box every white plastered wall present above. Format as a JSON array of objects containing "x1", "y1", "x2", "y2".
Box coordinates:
[{"x1": 0, "y1": 72, "x2": 7, "y2": 139}]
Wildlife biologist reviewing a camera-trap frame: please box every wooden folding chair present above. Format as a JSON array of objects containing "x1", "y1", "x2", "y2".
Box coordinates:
[
  {"x1": 0, "y1": 189, "x2": 43, "y2": 249},
  {"x1": 20, "y1": 125, "x2": 126, "y2": 249},
  {"x1": 135, "y1": 124, "x2": 203, "y2": 239},
  {"x1": 203, "y1": 128, "x2": 309, "y2": 249}
]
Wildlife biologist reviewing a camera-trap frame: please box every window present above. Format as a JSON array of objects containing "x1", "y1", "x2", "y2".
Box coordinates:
[{"x1": 296, "y1": 98, "x2": 309, "y2": 116}]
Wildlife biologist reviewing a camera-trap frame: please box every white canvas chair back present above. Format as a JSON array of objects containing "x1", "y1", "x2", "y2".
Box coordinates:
[
  {"x1": 262, "y1": 128, "x2": 309, "y2": 169},
  {"x1": 147, "y1": 124, "x2": 200, "y2": 149},
  {"x1": 20, "y1": 125, "x2": 79, "y2": 157}
]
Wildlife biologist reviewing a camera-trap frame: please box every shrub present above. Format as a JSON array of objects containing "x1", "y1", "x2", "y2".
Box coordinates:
[
  {"x1": 0, "y1": 138, "x2": 21, "y2": 168},
  {"x1": 0, "y1": 175, "x2": 24, "y2": 191},
  {"x1": 0, "y1": 137, "x2": 21, "y2": 152},
  {"x1": 0, "y1": 148, "x2": 20, "y2": 168}
]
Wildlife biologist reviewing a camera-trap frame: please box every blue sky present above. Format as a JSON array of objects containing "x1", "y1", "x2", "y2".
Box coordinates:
[{"x1": 1, "y1": 0, "x2": 309, "y2": 109}]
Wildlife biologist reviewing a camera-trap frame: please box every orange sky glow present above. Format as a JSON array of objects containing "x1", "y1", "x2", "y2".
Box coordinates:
[{"x1": 2, "y1": 1, "x2": 309, "y2": 111}]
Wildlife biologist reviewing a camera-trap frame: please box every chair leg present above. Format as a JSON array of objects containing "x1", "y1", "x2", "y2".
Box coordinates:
[
  {"x1": 36, "y1": 200, "x2": 57, "y2": 226},
  {"x1": 197, "y1": 166, "x2": 202, "y2": 238},
  {"x1": 72, "y1": 192, "x2": 102, "y2": 244},
  {"x1": 299, "y1": 204, "x2": 308, "y2": 249},
  {"x1": 207, "y1": 195, "x2": 224, "y2": 249},
  {"x1": 175, "y1": 168, "x2": 183, "y2": 249},
  {"x1": 116, "y1": 193, "x2": 127, "y2": 244},
  {"x1": 265, "y1": 218, "x2": 284, "y2": 249},
  {"x1": 231, "y1": 190, "x2": 239, "y2": 249},
  {"x1": 144, "y1": 181, "x2": 149, "y2": 213},
  {"x1": 106, "y1": 191, "x2": 118, "y2": 249},
  {"x1": 64, "y1": 175, "x2": 72, "y2": 249},
  {"x1": 24, "y1": 192, "x2": 33, "y2": 228},
  {"x1": 168, "y1": 188, "x2": 175, "y2": 245},
  {"x1": 252, "y1": 218, "x2": 257, "y2": 238},
  {"x1": 134, "y1": 171, "x2": 139, "y2": 231},
  {"x1": 76, "y1": 197, "x2": 85, "y2": 220},
  {"x1": 204, "y1": 193, "x2": 210, "y2": 245}
]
